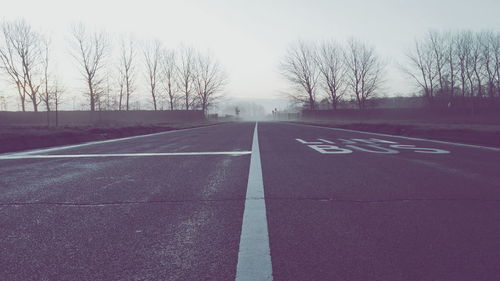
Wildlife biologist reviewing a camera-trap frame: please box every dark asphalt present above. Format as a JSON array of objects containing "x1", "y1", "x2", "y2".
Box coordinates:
[
  {"x1": 259, "y1": 122, "x2": 500, "y2": 281},
  {"x1": 1, "y1": 121, "x2": 500, "y2": 281}
]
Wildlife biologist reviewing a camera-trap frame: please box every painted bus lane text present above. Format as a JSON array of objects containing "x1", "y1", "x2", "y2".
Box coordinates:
[{"x1": 296, "y1": 138, "x2": 450, "y2": 154}]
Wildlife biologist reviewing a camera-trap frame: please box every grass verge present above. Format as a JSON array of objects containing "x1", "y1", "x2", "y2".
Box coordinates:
[{"x1": 0, "y1": 121, "x2": 228, "y2": 154}]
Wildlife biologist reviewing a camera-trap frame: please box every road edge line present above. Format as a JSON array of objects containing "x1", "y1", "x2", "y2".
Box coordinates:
[{"x1": 235, "y1": 122, "x2": 273, "y2": 281}]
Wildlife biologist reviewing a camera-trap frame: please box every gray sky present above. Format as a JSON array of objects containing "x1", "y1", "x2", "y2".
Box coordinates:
[{"x1": 2, "y1": 0, "x2": 499, "y2": 109}]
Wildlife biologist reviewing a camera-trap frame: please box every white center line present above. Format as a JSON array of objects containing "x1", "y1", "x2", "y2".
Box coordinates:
[
  {"x1": 0, "y1": 151, "x2": 251, "y2": 160},
  {"x1": 236, "y1": 122, "x2": 273, "y2": 281}
]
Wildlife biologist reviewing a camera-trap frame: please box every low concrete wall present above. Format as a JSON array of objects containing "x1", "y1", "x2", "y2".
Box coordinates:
[
  {"x1": 302, "y1": 108, "x2": 500, "y2": 125},
  {"x1": 0, "y1": 110, "x2": 205, "y2": 126}
]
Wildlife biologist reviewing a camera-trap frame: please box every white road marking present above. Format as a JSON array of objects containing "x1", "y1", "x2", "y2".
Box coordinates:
[
  {"x1": 298, "y1": 137, "x2": 451, "y2": 154},
  {"x1": 0, "y1": 124, "x2": 223, "y2": 157},
  {"x1": 389, "y1": 144, "x2": 450, "y2": 154},
  {"x1": 345, "y1": 144, "x2": 399, "y2": 154},
  {"x1": 309, "y1": 144, "x2": 353, "y2": 154},
  {"x1": 236, "y1": 122, "x2": 273, "y2": 281},
  {"x1": 288, "y1": 123, "x2": 500, "y2": 152},
  {"x1": 317, "y1": 138, "x2": 335, "y2": 144},
  {"x1": 296, "y1": 138, "x2": 323, "y2": 144},
  {"x1": 0, "y1": 151, "x2": 251, "y2": 160},
  {"x1": 366, "y1": 138, "x2": 398, "y2": 144}
]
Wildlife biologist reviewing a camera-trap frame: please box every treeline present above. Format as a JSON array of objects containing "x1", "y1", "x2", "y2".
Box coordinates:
[
  {"x1": 405, "y1": 30, "x2": 500, "y2": 111},
  {"x1": 281, "y1": 30, "x2": 500, "y2": 111},
  {"x1": 280, "y1": 39, "x2": 384, "y2": 110},
  {"x1": 0, "y1": 19, "x2": 227, "y2": 113}
]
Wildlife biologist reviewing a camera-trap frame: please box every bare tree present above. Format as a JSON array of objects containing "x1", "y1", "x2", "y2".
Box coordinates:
[
  {"x1": 0, "y1": 21, "x2": 27, "y2": 111},
  {"x1": 39, "y1": 36, "x2": 64, "y2": 125},
  {"x1": 143, "y1": 40, "x2": 162, "y2": 110},
  {"x1": 14, "y1": 21, "x2": 42, "y2": 112},
  {"x1": 280, "y1": 40, "x2": 319, "y2": 110},
  {"x1": 494, "y1": 33, "x2": 500, "y2": 97},
  {"x1": 344, "y1": 39, "x2": 384, "y2": 110},
  {"x1": 161, "y1": 49, "x2": 179, "y2": 110},
  {"x1": 468, "y1": 34, "x2": 483, "y2": 98},
  {"x1": 428, "y1": 30, "x2": 447, "y2": 93},
  {"x1": 40, "y1": 37, "x2": 55, "y2": 112},
  {"x1": 177, "y1": 47, "x2": 196, "y2": 110},
  {"x1": 101, "y1": 72, "x2": 116, "y2": 110},
  {"x1": 193, "y1": 51, "x2": 227, "y2": 114},
  {"x1": 316, "y1": 41, "x2": 346, "y2": 109},
  {"x1": 455, "y1": 32, "x2": 472, "y2": 98},
  {"x1": 118, "y1": 35, "x2": 135, "y2": 110},
  {"x1": 117, "y1": 72, "x2": 125, "y2": 110},
  {"x1": 403, "y1": 38, "x2": 438, "y2": 103},
  {"x1": 51, "y1": 80, "x2": 64, "y2": 127},
  {"x1": 0, "y1": 20, "x2": 44, "y2": 112},
  {"x1": 70, "y1": 23, "x2": 109, "y2": 111},
  {"x1": 444, "y1": 31, "x2": 457, "y2": 98},
  {"x1": 40, "y1": 37, "x2": 52, "y2": 125}
]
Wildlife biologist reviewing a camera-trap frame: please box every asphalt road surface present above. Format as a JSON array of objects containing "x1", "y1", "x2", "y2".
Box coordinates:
[{"x1": 1, "y1": 122, "x2": 500, "y2": 281}]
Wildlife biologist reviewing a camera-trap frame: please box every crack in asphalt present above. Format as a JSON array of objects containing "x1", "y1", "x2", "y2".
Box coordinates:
[{"x1": 1, "y1": 197, "x2": 499, "y2": 207}]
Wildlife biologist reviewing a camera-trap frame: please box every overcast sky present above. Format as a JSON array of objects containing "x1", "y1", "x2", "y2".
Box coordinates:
[{"x1": 2, "y1": 0, "x2": 499, "y2": 110}]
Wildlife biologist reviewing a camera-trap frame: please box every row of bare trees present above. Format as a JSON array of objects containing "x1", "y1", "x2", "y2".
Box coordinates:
[
  {"x1": 141, "y1": 43, "x2": 227, "y2": 114},
  {"x1": 280, "y1": 39, "x2": 385, "y2": 110},
  {"x1": 0, "y1": 19, "x2": 227, "y2": 114},
  {"x1": 69, "y1": 24, "x2": 227, "y2": 114},
  {"x1": 0, "y1": 19, "x2": 63, "y2": 113},
  {"x1": 404, "y1": 30, "x2": 500, "y2": 108}
]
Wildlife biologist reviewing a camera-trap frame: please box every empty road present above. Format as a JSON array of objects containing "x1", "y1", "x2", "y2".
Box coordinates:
[{"x1": 1, "y1": 122, "x2": 500, "y2": 281}]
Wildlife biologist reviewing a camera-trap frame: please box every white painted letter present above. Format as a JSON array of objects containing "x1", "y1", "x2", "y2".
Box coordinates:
[
  {"x1": 308, "y1": 145, "x2": 353, "y2": 154},
  {"x1": 296, "y1": 138, "x2": 323, "y2": 144},
  {"x1": 367, "y1": 138, "x2": 399, "y2": 144},
  {"x1": 317, "y1": 138, "x2": 335, "y2": 144},
  {"x1": 346, "y1": 144, "x2": 399, "y2": 154},
  {"x1": 390, "y1": 144, "x2": 450, "y2": 154}
]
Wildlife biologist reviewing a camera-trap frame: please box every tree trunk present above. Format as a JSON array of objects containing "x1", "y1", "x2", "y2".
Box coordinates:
[
  {"x1": 19, "y1": 96, "x2": 26, "y2": 112},
  {"x1": 90, "y1": 94, "x2": 95, "y2": 111},
  {"x1": 332, "y1": 96, "x2": 338, "y2": 110},
  {"x1": 88, "y1": 78, "x2": 95, "y2": 111},
  {"x1": 309, "y1": 96, "x2": 315, "y2": 110},
  {"x1": 475, "y1": 70, "x2": 482, "y2": 98},
  {"x1": 32, "y1": 99, "x2": 38, "y2": 112},
  {"x1": 126, "y1": 82, "x2": 130, "y2": 111},
  {"x1": 152, "y1": 92, "x2": 157, "y2": 111},
  {"x1": 449, "y1": 59, "x2": 454, "y2": 99},
  {"x1": 118, "y1": 91, "x2": 122, "y2": 111},
  {"x1": 55, "y1": 99, "x2": 59, "y2": 127}
]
